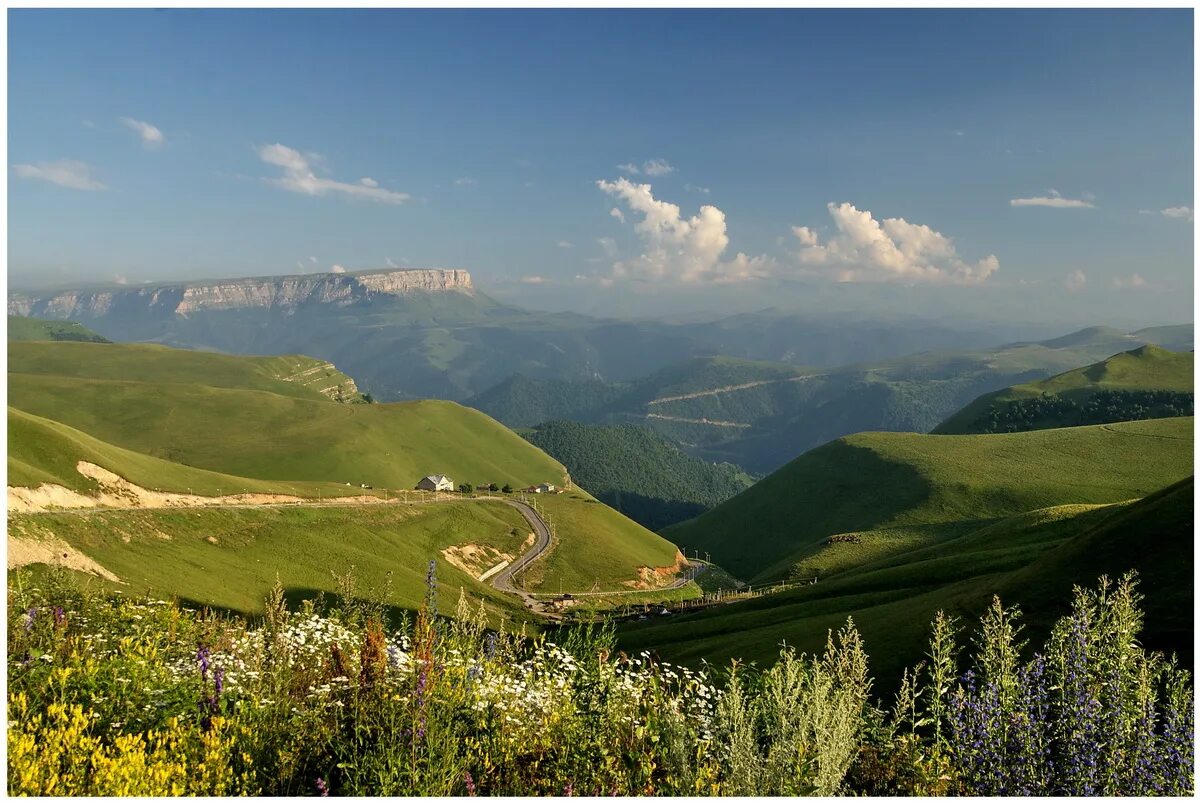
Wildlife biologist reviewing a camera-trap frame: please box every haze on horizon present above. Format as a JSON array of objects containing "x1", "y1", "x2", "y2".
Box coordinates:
[{"x1": 7, "y1": 8, "x2": 1194, "y2": 328}]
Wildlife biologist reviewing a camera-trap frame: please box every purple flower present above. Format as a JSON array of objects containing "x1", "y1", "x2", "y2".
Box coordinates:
[
  {"x1": 463, "y1": 771, "x2": 476, "y2": 796},
  {"x1": 23, "y1": 608, "x2": 36, "y2": 634},
  {"x1": 314, "y1": 777, "x2": 329, "y2": 797}
]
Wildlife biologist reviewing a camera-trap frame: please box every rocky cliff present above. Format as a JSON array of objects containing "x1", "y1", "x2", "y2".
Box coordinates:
[{"x1": 8, "y1": 268, "x2": 474, "y2": 319}]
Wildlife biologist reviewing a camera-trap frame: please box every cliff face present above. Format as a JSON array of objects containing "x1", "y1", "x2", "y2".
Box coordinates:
[{"x1": 9, "y1": 268, "x2": 473, "y2": 319}]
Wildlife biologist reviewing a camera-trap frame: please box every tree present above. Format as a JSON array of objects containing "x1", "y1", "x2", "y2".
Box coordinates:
[
  {"x1": 501, "y1": 484, "x2": 513, "y2": 494},
  {"x1": 458, "y1": 483, "x2": 474, "y2": 494},
  {"x1": 488, "y1": 482, "x2": 499, "y2": 492}
]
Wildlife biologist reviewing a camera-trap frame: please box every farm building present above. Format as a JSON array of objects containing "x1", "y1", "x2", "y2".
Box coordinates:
[
  {"x1": 523, "y1": 482, "x2": 558, "y2": 494},
  {"x1": 416, "y1": 474, "x2": 454, "y2": 492}
]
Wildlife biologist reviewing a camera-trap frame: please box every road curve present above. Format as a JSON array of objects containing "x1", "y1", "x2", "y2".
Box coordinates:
[{"x1": 488, "y1": 499, "x2": 553, "y2": 609}]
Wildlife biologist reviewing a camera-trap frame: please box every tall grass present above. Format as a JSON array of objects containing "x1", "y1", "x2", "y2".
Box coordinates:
[{"x1": 7, "y1": 566, "x2": 1192, "y2": 796}]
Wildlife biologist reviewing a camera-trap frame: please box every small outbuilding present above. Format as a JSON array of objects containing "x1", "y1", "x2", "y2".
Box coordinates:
[{"x1": 416, "y1": 474, "x2": 454, "y2": 492}]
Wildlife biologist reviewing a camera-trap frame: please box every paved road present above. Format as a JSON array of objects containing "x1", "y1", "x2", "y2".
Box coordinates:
[{"x1": 487, "y1": 498, "x2": 554, "y2": 613}]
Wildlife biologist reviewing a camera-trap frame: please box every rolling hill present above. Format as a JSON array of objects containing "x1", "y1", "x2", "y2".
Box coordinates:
[
  {"x1": 8, "y1": 315, "x2": 110, "y2": 343},
  {"x1": 934, "y1": 344, "x2": 1193, "y2": 434},
  {"x1": 7, "y1": 341, "x2": 687, "y2": 606},
  {"x1": 663, "y1": 416, "x2": 1194, "y2": 583},
  {"x1": 469, "y1": 325, "x2": 1194, "y2": 475},
  {"x1": 521, "y1": 420, "x2": 754, "y2": 530},
  {"x1": 620, "y1": 475, "x2": 1193, "y2": 690}
]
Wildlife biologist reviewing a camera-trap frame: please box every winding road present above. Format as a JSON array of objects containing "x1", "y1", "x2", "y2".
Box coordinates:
[{"x1": 487, "y1": 498, "x2": 554, "y2": 610}]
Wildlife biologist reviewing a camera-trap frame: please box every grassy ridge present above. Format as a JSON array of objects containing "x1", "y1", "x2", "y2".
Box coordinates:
[
  {"x1": 522, "y1": 420, "x2": 754, "y2": 530},
  {"x1": 621, "y1": 476, "x2": 1193, "y2": 688},
  {"x1": 8, "y1": 316, "x2": 110, "y2": 343},
  {"x1": 936, "y1": 345, "x2": 1194, "y2": 434},
  {"x1": 8, "y1": 341, "x2": 567, "y2": 491},
  {"x1": 665, "y1": 417, "x2": 1193, "y2": 582}
]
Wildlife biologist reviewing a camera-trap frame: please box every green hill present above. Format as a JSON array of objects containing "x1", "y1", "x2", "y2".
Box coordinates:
[
  {"x1": 935, "y1": 345, "x2": 1193, "y2": 433},
  {"x1": 522, "y1": 420, "x2": 754, "y2": 530},
  {"x1": 8, "y1": 315, "x2": 110, "y2": 343},
  {"x1": 664, "y1": 417, "x2": 1194, "y2": 583},
  {"x1": 620, "y1": 476, "x2": 1193, "y2": 690},
  {"x1": 8, "y1": 341, "x2": 687, "y2": 602},
  {"x1": 8, "y1": 341, "x2": 567, "y2": 490}
]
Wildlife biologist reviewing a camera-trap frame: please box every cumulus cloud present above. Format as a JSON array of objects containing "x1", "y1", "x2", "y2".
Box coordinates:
[
  {"x1": 1112, "y1": 273, "x2": 1148, "y2": 289},
  {"x1": 1010, "y1": 189, "x2": 1095, "y2": 209},
  {"x1": 258, "y1": 143, "x2": 409, "y2": 204},
  {"x1": 330, "y1": 264, "x2": 347, "y2": 273},
  {"x1": 617, "y1": 163, "x2": 640, "y2": 175},
  {"x1": 1064, "y1": 270, "x2": 1087, "y2": 291},
  {"x1": 359, "y1": 177, "x2": 378, "y2": 188},
  {"x1": 12, "y1": 159, "x2": 108, "y2": 191},
  {"x1": 791, "y1": 202, "x2": 999, "y2": 285},
  {"x1": 597, "y1": 177, "x2": 773, "y2": 284},
  {"x1": 610, "y1": 207, "x2": 625, "y2": 223},
  {"x1": 121, "y1": 117, "x2": 165, "y2": 148},
  {"x1": 1161, "y1": 206, "x2": 1193, "y2": 220}
]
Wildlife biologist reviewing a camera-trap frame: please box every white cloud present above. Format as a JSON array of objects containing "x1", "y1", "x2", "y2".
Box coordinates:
[
  {"x1": 610, "y1": 207, "x2": 625, "y2": 223},
  {"x1": 113, "y1": 274, "x2": 129, "y2": 285},
  {"x1": 1161, "y1": 206, "x2": 1193, "y2": 220},
  {"x1": 309, "y1": 256, "x2": 318, "y2": 263},
  {"x1": 685, "y1": 183, "x2": 711, "y2": 195},
  {"x1": 520, "y1": 275, "x2": 545, "y2": 284},
  {"x1": 121, "y1": 117, "x2": 165, "y2": 148},
  {"x1": 556, "y1": 240, "x2": 574, "y2": 249},
  {"x1": 454, "y1": 177, "x2": 477, "y2": 186},
  {"x1": 1010, "y1": 189, "x2": 1095, "y2": 209},
  {"x1": 1112, "y1": 273, "x2": 1148, "y2": 289},
  {"x1": 791, "y1": 202, "x2": 999, "y2": 285},
  {"x1": 330, "y1": 264, "x2": 347, "y2": 274},
  {"x1": 13, "y1": 159, "x2": 108, "y2": 191},
  {"x1": 258, "y1": 143, "x2": 409, "y2": 204},
  {"x1": 618, "y1": 159, "x2": 676, "y2": 177},
  {"x1": 642, "y1": 158, "x2": 675, "y2": 176},
  {"x1": 359, "y1": 177, "x2": 378, "y2": 188},
  {"x1": 1064, "y1": 270, "x2": 1087, "y2": 291},
  {"x1": 597, "y1": 177, "x2": 773, "y2": 284}
]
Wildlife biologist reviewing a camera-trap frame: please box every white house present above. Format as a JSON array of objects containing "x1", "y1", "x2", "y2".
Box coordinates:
[{"x1": 416, "y1": 474, "x2": 454, "y2": 492}]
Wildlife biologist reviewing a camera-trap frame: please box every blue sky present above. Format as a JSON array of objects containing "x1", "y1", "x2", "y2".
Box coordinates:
[{"x1": 7, "y1": 9, "x2": 1194, "y2": 326}]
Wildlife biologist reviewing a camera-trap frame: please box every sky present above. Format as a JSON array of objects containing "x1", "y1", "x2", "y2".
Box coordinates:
[{"x1": 7, "y1": 8, "x2": 1195, "y2": 327}]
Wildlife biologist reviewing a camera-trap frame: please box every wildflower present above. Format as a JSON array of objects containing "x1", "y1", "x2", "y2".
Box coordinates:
[
  {"x1": 463, "y1": 771, "x2": 477, "y2": 796},
  {"x1": 23, "y1": 608, "x2": 36, "y2": 634},
  {"x1": 314, "y1": 777, "x2": 329, "y2": 797}
]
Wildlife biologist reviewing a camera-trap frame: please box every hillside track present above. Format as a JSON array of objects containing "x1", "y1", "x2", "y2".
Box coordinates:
[{"x1": 645, "y1": 373, "x2": 825, "y2": 406}]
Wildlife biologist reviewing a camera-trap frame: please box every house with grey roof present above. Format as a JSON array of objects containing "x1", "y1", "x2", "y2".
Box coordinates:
[{"x1": 416, "y1": 474, "x2": 454, "y2": 492}]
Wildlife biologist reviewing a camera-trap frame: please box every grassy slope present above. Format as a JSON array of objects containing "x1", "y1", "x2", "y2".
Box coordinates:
[
  {"x1": 522, "y1": 420, "x2": 754, "y2": 531},
  {"x1": 519, "y1": 491, "x2": 685, "y2": 593},
  {"x1": 665, "y1": 417, "x2": 1193, "y2": 583},
  {"x1": 8, "y1": 341, "x2": 567, "y2": 491},
  {"x1": 8, "y1": 342, "x2": 685, "y2": 600},
  {"x1": 8, "y1": 316, "x2": 111, "y2": 343},
  {"x1": 9, "y1": 500, "x2": 539, "y2": 626},
  {"x1": 620, "y1": 477, "x2": 1193, "y2": 690},
  {"x1": 935, "y1": 345, "x2": 1194, "y2": 433}
]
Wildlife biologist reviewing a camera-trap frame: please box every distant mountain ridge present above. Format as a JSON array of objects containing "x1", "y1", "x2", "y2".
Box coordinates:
[
  {"x1": 8, "y1": 267, "x2": 473, "y2": 319},
  {"x1": 469, "y1": 325, "x2": 1195, "y2": 474}
]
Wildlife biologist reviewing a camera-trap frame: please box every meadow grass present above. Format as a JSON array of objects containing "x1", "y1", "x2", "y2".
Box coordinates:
[
  {"x1": 666, "y1": 416, "x2": 1193, "y2": 583},
  {"x1": 7, "y1": 568, "x2": 1191, "y2": 795}
]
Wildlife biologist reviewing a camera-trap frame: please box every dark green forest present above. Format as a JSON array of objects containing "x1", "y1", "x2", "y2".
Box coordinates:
[
  {"x1": 522, "y1": 420, "x2": 754, "y2": 530},
  {"x1": 970, "y1": 389, "x2": 1193, "y2": 433}
]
